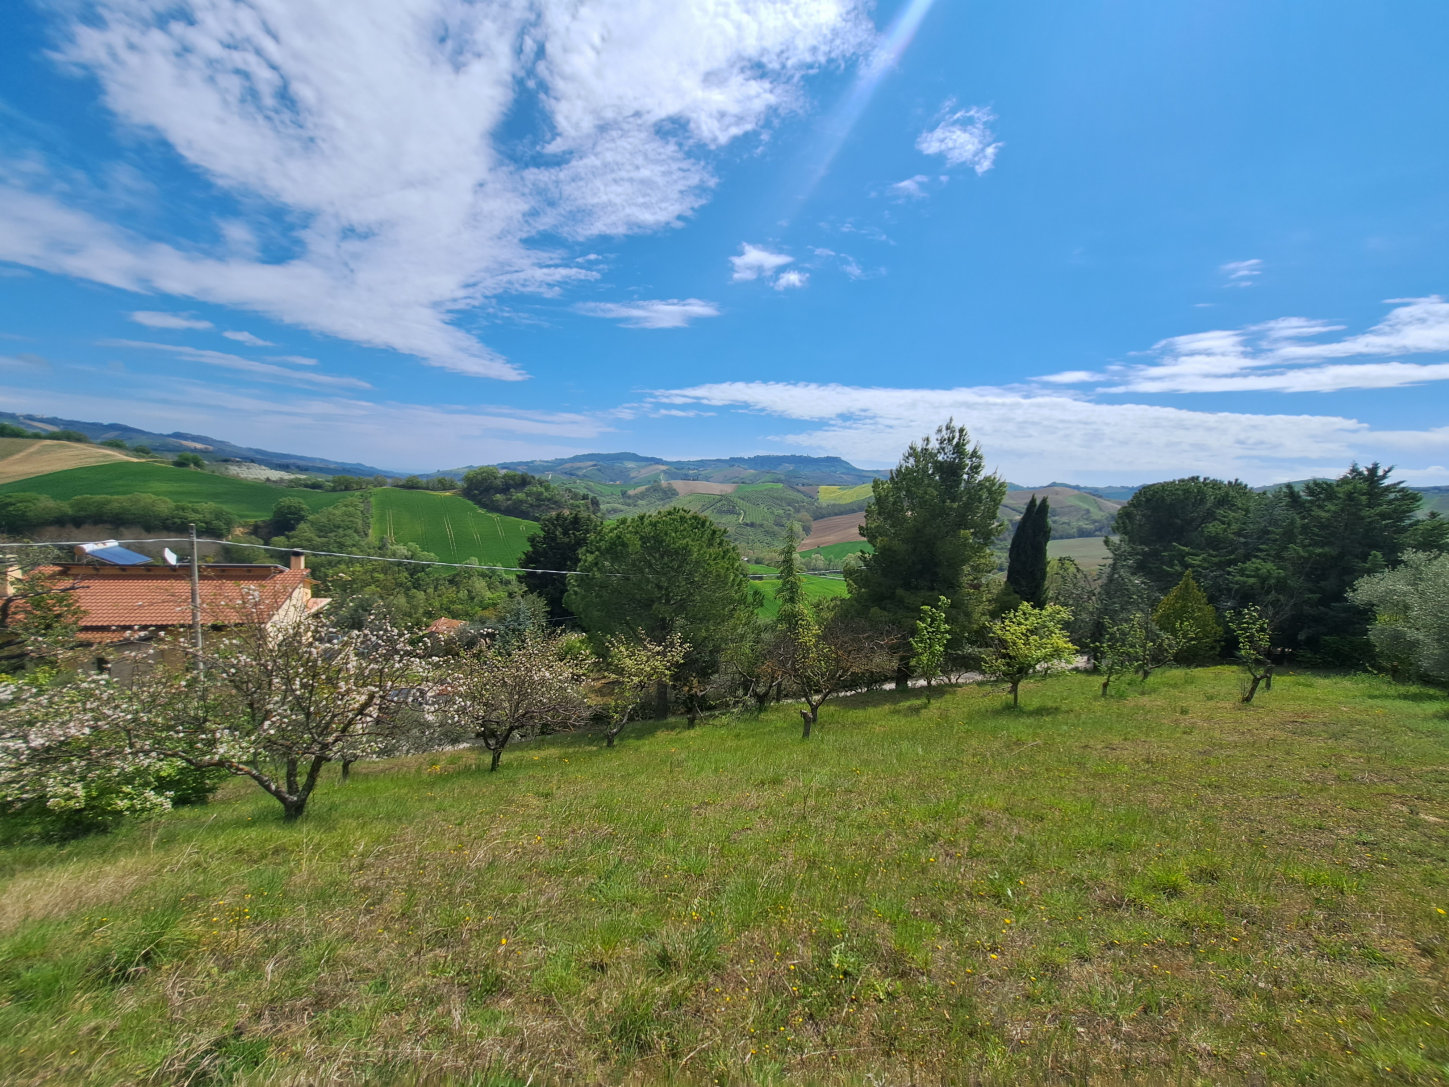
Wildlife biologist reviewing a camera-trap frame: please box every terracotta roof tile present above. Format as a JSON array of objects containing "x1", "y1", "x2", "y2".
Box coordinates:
[{"x1": 34, "y1": 566, "x2": 309, "y2": 633}]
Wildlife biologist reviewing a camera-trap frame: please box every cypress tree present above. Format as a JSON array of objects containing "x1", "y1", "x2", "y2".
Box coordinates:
[
  {"x1": 1006, "y1": 495, "x2": 1051, "y2": 607},
  {"x1": 775, "y1": 524, "x2": 806, "y2": 624}
]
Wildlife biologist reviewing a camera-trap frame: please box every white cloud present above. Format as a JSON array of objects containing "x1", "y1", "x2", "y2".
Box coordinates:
[
  {"x1": 575, "y1": 298, "x2": 721, "y2": 329},
  {"x1": 99, "y1": 339, "x2": 370, "y2": 390},
  {"x1": 129, "y1": 310, "x2": 212, "y2": 330},
  {"x1": 730, "y1": 243, "x2": 795, "y2": 283},
  {"x1": 915, "y1": 103, "x2": 1001, "y2": 175},
  {"x1": 2, "y1": 1, "x2": 874, "y2": 378},
  {"x1": 888, "y1": 174, "x2": 931, "y2": 199},
  {"x1": 222, "y1": 330, "x2": 274, "y2": 346},
  {"x1": 773, "y1": 270, "x2": 809, "y2": 291},
  {"x1": 1221, "y1": 258, "x2": 1263, "y2": 286},
  {"x1": 269, "y1": 355, "x2": 318, "y2": 367},
  {"x1": 651, "y1": 380, "x2": 1449, "y2": 485},
  {"x1": 1087, "y1": 296, "x2": 1449, "y2": 394}
]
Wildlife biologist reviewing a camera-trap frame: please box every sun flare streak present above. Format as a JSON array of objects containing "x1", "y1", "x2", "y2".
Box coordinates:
[{"x1": 795, "y1": 0, "x2": 942, "y2": 204}]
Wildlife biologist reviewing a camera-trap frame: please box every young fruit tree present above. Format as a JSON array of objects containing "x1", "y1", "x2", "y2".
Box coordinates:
[
  {"x1": 1228, "y1": 605, "x2": 1275, "y2": 703},
  {"x1": 774, "y1": 603, "x2": 894, "y2": 738},
  {"x1": 1, "y1": 612, "x2": 428, "y2": 822},
  {"x1": 0, "y1": 673, "x2": 219, "y2": 835},
  {"x1": 600, "y1": 632, "x2": 687, "y2": 747},
  {"x1": 439, "y1": 632, "x2": 592, "y2": 771},
  {"x1": 908, "y1": 596, "x2": 951, "y2": 698},
  {"x1": 984, "y1": 603, "x2": 1076, "y2": 708}
]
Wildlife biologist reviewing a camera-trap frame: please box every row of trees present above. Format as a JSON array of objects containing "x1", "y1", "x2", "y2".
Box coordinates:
[
  {"x1": 0, "y1": 599, "x2": 700, "y2": 829},
  {"x1": 1109, "y1": 465, "x2": 1447, "y2": 663},
  {"x1": 0, "y1": 491, "x2": 237, "y2": 537}
]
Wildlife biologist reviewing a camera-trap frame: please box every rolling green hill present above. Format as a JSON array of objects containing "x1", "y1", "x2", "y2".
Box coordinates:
[
  {"x1": 0, "y1": 462, "x2": 346, "y2": 522},
  {"x1": 371, "y1": 487, "x2": 537, "y2": 566}
]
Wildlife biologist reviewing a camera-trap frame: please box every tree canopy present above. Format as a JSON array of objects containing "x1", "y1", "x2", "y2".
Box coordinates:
[
  {"x1": 846, "y1": 421, "x2": 1005, "y2": 666},
  {"x1": 565, "y1": 508, "x2": 756, "y2": 692}
]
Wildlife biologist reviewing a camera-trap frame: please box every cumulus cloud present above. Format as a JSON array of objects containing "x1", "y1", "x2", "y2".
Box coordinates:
[
  {"x1": 1221, "y1": 258, "x2": 1263, "y2": 286},
  {"x1": 222, "y1": 330, "x2": 274, "y2": 346},
  {"x1": 130, "y1": 310, "x2": 212, "y2": 330},
  {"x1": 773, "y1": 270, "x2": 809, "y2": 291},
  {"x1": 650, "y1": 380, "x2": 1449, "y2": 484},
  {"x1": 915, "y1": 103, "x2": 1001, "y2": 174},
  {"x1": 574, "y1": 299, "x2": 721, "y2": 329},
  {"x1": 730, "y1": 243, "x2": 795, "y2": 283},
  {"x1": 1, "y1": 1, "x2": 875, "y2": 378},
  {"x1": 1074, "y1": 296, "x2": 1449, "y2": 394}
]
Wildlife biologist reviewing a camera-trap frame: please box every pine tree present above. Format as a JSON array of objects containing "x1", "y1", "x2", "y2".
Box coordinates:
[
  {"x1": 1006, "y1": 495, "x2": 1051, "y2": 607},
  {"x1": 1151, "y1": 570, "x2": 1223, "y2": 664},
  {"x1": 846, "y1": 421, "x2": 1005, "y2": 682}
]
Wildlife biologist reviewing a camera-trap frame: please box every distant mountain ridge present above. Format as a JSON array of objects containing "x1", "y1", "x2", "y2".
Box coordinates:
[
  {"x1": 0, "y1": 411, "x2": 398, "y2": 477},
  {"x1": 467, "y1": 451, "x2": 882, "y2": 487}
]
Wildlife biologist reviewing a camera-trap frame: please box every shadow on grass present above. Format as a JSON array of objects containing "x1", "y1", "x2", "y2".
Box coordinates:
[{"x1": 987, "y1": 702, "x2": 1069, "y2": 719}]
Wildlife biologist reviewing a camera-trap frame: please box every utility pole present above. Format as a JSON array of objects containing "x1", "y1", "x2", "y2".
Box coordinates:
[{"x1": 189, "y1": 523, "x2": 203, "y2": 670}]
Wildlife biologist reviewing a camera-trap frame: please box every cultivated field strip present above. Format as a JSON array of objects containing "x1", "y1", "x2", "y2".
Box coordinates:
[{"x1": 368, "y1": 488, "x2": 537, "y2": 566}]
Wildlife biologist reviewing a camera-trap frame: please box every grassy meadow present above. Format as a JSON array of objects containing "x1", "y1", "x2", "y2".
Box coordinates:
[
  {"x1": 1047, "y1": 535, "x2": 1111, "y2": 570},
  {"x1": 0, "y1": 463, "x2": 346, "y2": 523},
  {"x1": 753, "y1": 573, "x2": 851, "y2": 618},
  {"x1": 799, "y1": 540, "x2": 871, "y2": 565},
  {"x1": 371, "y1": 487, "x2": 537, "y2": 566},
  {"x1": 1, "y1": 669, "x2": 1446, "y2": 1085}
]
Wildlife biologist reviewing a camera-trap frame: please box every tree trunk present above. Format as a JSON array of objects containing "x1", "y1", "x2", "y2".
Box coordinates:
[
  {"x1": 605, "y1": 731, "x2": 617, "y2": 748},
  {"x1": 281, "y1": 795, "x2": 307, "y2": 821},
  {"x1": 1010, "y1": 679, "x2": 1021, "y2": 708},
  {"x1": 653, "y1": 680, "x2": 670, "y2": 720},
  {"x1": 340, "y1": 758, "x2": 355, "y2": 782},
  {"x1": 800, "y1": 706, "x2": 816, "y2": 739},
  {"x1": 894, "y1": 663, "x2": 910, "y2": 691},
  {"x1": 489, "y1": 746, "x2": 503, "y2": 772},
  {"x1": 1241, "y1": 671, "x2": 1263, "y2": 703},
  {"x1": 1263, "y1": 666, "x2": 1274, "y2": 691}
]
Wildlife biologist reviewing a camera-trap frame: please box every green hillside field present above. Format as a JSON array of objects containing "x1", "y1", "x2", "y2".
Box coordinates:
[
  {"x1": 753, "y1": 572, "x2": 851, "y2": 617},
  {"x1": 0, "y1": 462, "x2": 345, "y2": 522},
  {"x1": 818, "y1": 481, "x2": 873, "y2": 505},
  {"x1": 371, "y1": 487, "x2": 537, "y2": 566},
  {"x1": 800, "y1": 539, "x2": 872, "y2": 564},
  {"x1": 1046, "y1": 535, "x2": 1111, "y2": 569},
  {"x1": 2, "y1": 670, "x2": 1444, "y2": 1084}
]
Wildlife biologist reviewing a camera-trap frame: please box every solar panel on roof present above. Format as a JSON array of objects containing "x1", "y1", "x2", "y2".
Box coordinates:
[{"x1": 85, "y1": 546, "x2": 153, "y2": 566}]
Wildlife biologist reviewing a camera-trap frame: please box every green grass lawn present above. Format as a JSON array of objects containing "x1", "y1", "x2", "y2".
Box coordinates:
[
  {"x1": 3, "y1": 669, "x2": 1445, "y2": 1084},
  {"x1": 800, "y1": 539, "x2": 872, "y2": 564},
  {"x1": 0, "y1": 462, "x2": 345, "y2": 522},
  {"x1": 754, "y1": 573, "x2": 851, "y2": 618},
  {"x1": 1047, "y1": 534, "x2": 1111, "y2": 569},
  {"x1": 370, "y1": 487, "x2": 537, "y2": 566}
]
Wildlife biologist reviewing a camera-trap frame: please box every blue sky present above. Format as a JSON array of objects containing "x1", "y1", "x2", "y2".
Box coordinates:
[{"x1": 1, "y1": 0, "x2": 1446, "y2": 484}]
